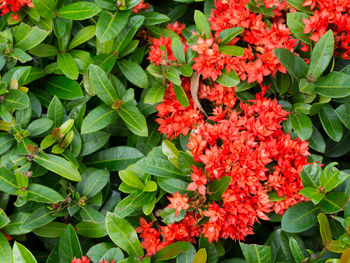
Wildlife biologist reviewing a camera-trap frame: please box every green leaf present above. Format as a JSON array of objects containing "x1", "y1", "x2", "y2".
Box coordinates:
[
  {"x1": 105, "y1": 212, "x2": 144, "y2": 257},
  {"x1": 0, "y1": 134, "x2": 15, "y2": 154},
  {"x1": 117, "y1": 102, "x2": 148, "y2": 137},
  {"x1": 172, "y1": 37, "x2": 185, "y2": 63},
  {"x1": 5, "y1": 89, "x2": 29, "y2": 110},
  {"x1": 162, "y1": 140, "x2": 179, "y2": 167},
  {"x1": 240, "y1": 243, "x2": 272, "y2": 263},
  {"x1": 26, "y1": 118, "x2": 53, "y2": 137},
  {"x1": 119, "y1": 170, "x2": 144, "y2": 189},
  {"x1": 0, "y1": 233, "x2": 12, "y2": 263},
  {"x1": 318, "y1": 104, "x2": 343, "y2": 142},
  {"x1": 81, "y1": 105, "x2": 117, "y2": 134},
  {"x1": 81, "y1": 131, "x2": 110, "y2": 156},
  {"x1": 315, "y1": 71, "x2": 350, "y2": 98},
  {"x1": 45, "y1": 76, "x2": 83, "y2": 100},
  {"x1": 160, "y1": 208, "x2": 186, "y2": 224},
  {"x1": 33, "y1": 222, "x2": 66, "y2": 238},
  {"x1": 165, "y1": 67, "x2": 182, "y2": 86},
  {"x1": 33, "y1": 154, "x2": 81, "y2": 181},
  {"x1": 21, "y1": 207, "x2": 55, "y2": 230},
  {"x1": 174, "y1": 85, "x2": 190, "y2": 107},
  {"x1": 14, "y1": 23, "x2": 50, "y2": 51},
  {"x1": 0, "y1": 209, "x2": 10, "y2": 229},
  {"x1": 281, "y1": 202, "x2": 318, "y2": 233},
  {"x1": 137, "y1": 157, "x2": 185, "y2": 179},
  {"x1": 216, "y1": 69, "x2": 240, "y2": 87},
  {"x1": 193, "y1": 248, "x2": 207, "y2": 263},
  {"x1": 194, "y1": 10, "x2": 211, "y2": 38},
  {"x1": 142, "y1": 12, "x2": 170, "y2": 26},
  {"x1": 96, "y1": 10, "x2": 131, "y2": 43},
  {"x1": 57, "y1": 53, "x2": 79, "y2": 80},
  {"x1": 319, "y1": 162, "x2": 350, "y2": 192},
  {"x1": 11, "y1": 48, "x2": 32, "y2": 63},
  {"x1": 209, "y1": 176, "x2": 231, "y2": 201},
  {"x1": 289, "y1": 237, "x2": 306, "y2": 263},
  {"x1": 320, "y1": 192, "x2": 349, "y2": 214},
  {"x1": 79, "y1": 168, "x2": 110, "y2": 198},
  {"x1": 58, "y1": 225, "x2": 82, "y2": 263},
  {"x1": 0, "y1": 167, "x2": 18, "y2": 195},
  {"x1": 299, "y1": 164, "x2": 321, "y2": 188},
  {"x1": 153, "y1": 242, "x2": 190, "y2": 261},
  {"x1": 289, "y1": 112, "x2": 313, "y2": 140},
  {"x1": 158, "y1": 178, "x2": 189, "y2": 195},
  {"x1": 58, "y1": 2, "x2": 101, "y2": 20},
  {"x1": 287, "y1": 12, "x2": 311, "y2": 44},
  {"x1": 69, "y1": 25, "x2": 96, "y2": 50},
  {"x1": 336, "y1": 103, "x2": 350, "y2": 129},
  {"x1": 317, "y1": 213, "x2": 332, "y2": 246},
  {"x1": 89, "y1": 64, "x2": 119, "y2": 106},
  {"x1": 76, "y1": 222, "x2": 106, "y2": 238},
  {"x1": 307, "y1": 30, "x2": 334, "y2": 81},
  {"x1": 144, "y1": 82, "x2": 165, "y2": 104},
  {"x1": 27, "y1": 183, "x2": 64, "y2": 203},
  {"x1": 13, "y1": 242, "x2": 37, "y2": 263},
  {"x1": 176, "y1": 243, "x2": 196, "y2": 263},
  {"x1": 47, "y1": 96, "x2": 64, "y2": 127},
  {"x1": 273, "y1": 48, "x2": 308, "y2": 80},
  {"x1": 219, "y1": 27, "x2": 244, "y2": 45},
  {"x1": 298, "y1": 187, "x2": 325, "y2": 205},
  {"x1": 286, "y1": 0, "x2": 312, "y2": 13},
  {"x1": 219, "y1": 45, "x2": 245, "y2": 56},
  {"x1": 308, "y1": 126, "x2": 326, "y2": 153},
  {"x1": 118, "y1": 59, "x2": 148, "y2": 89},
  {"x1": 84, "y1": 146, "x2": 144, "y2": 171},
  {"x1": 32, "y1": 0, "x2": 57, "y2": 18}
]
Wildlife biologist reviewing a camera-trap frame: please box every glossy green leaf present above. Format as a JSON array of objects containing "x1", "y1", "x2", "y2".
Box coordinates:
[
  {"x1": 13, "y1": 242, "x2": 37, "y2": 263},
  {"x1": 194, "y1": 10, "x2": 211, "y2": 38},
  {"x1": 57, "y1": 53, "x2": 79, "y2": 80},
  {"x1": 69, "y1": 25, "x2": 96, "y2": 50},
  {"x1": 58, "y1": 2, "x2": 101, "y2": 20},
  {"x1": 158, "y1": 178, "x2": 189, "y2": 195},
  {"x1": 117, "y1": 102, "x2": 148, "y2": 137},
  {"x1": 320, "y1": 163, "x2": 350, "y2": 192},
  {"x1": 240, "y1": 243, "x2": 271, "y2": 263},
  {"x1": 289, "y1": 112, "x2": 313, "y2": 140},
  {"x1": 96, "y1": 10, "x2": 130, "y2": 43},
  {"x1": 216, "y1": 68, "x2": 240, "y2": 87},
  {"x1": 320, "y1": 192, "x2": 349, "y2": 214},
  {"x1": 0, "y1": 167, "x2": 18, "y2": 195},
  {"x1": 47, "y1": 96, "x2": 64, "y2": 127},
  {"x1": 5, "y1": 89, "x2": 29, "y2": 110},
  {"x1": 273, "y1": 48, "x2": 308, "y2": 80},
  {"x1": 27, "y1": 183, "x2": 64, "y2": 203},
  {"x1": 153, "y1": 242, "x2": 190, "y2": 261},
  {"x1": 299, "y1": 163, "x2": 321, "y2": 188},
  {"x1": 119, "y1": 170, "x2": 144, "y2": 189},
  {"x1": 336, "y1": 103, "x2": 350, "y2": 129},
  {"x1": 193, "y1": 248, "x2": 207, "y2": 263},
  {"x1": 0, "y1": 232, "x2": 12, "y2": 263},
  {"x1": 319, "y1": 104, "x2": 343, "y2": 142},
  {"x1": 298, "y1": 187, "x2": 324, "y2": 205},
  {"x1": 317, "y1": 213, "x2": 332, "y2": 246},
  {"x1": 289, "y1": 237, "x2": 306, "y2": 263},
  {"x1": 118, "y1": 59, "x2": 148, "y2": 89},
  {"x1": 281, "y1": 202, "x2": 318, "y2": 233},
  {"x1": 137, "y1": 157, "x2": 185, "y2": 179},
  {"x1": 14, "y1": 23, "x2": 50, "y2": 51},
  {"x1": 219, "y1": 27, "x2": 244, "y2": 45},
  {"x1": 209, "y1": 176, "x2": 231, "y2": 201},
  {"x1": 142, "y1": 12, "x2": 170, "y2": 26},
  {"x1": 33, "y1": 222, "x2": 66, "y2": 238},
  {"x1": 80, "y1": 131, "x2": 110, "y2": 156},
  {"x1": 219, "y1": 45, "x2": 245, "y2": 56},
  {"x1": 21, "y1": 207, "x2": 55, "y2": 230},
  {"x1": 33, "y1": 154, "x2": 81, "y2": 181},
  {"x1": 105, "y1": 212, "x2": 144, "y2": 257},
  {"x1": 76, "y1": 222, "x2": 107, "y2": 238},
  {"x1": 287, "y1": 12, "x2": 311, "y2": 44},
  {"x1": 315, "y1": 72, "x2": 350, "y2": 98},
  {"x1": 58, "y1": 225, "x2": 82, "y2": 263},
  {"x1": 32, "y1": 0, "x2": 56, "y2": 18},
  {"x1": 26, "y1": 118, "x2": 53, "y2": 137},
  {"x1": 307, "y1": 30, "x2": 334, "y2": 81},
  {"x1": 84, "y1": 146, "x2": 144, "y2": 171},
  {"x1": 81, "y1": 105, "x2": 117, "y2": 134}
]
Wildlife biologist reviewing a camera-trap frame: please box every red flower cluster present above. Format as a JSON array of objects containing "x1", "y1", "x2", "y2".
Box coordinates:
[
  {"x1": 71, "y1": 257, "x2": 114, "y2": 263},
  {"x1": 155, "y1": 78, "x2": 204, "y2": 140},
  {"x1": 302, "y1": 0, "x2": 350, "y2": 59},
  {"x1": 132, "y1": 0, "x2": 149, "y2": 13},
  {"x1": 0, "y1": 0, "x2": 33, "y2": 20},
  {"x1": 209, "y1": 0, "x2": 297, "y2": 82},
  {"x1": 185, "y1": 91, "x2": 309, "y2": 242},
  {"x1": 136, "y1": 213, "x2": 201, "y2": 257}
]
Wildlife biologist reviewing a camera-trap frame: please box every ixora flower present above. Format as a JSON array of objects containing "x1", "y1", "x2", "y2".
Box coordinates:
[
  {"x1": 0, "y1": 0, "x2": 33, "y2": 20},
  {"x1": 167, "y1": 192, "x2": 190, "y2": 217},
  {"x1": 71, "y1": 257, "x2": 115, "y2": 263}
]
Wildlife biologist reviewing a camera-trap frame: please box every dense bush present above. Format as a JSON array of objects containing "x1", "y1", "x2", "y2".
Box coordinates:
[{"x1": 0, "y1": 0, "x2": 350, "y2": 262}]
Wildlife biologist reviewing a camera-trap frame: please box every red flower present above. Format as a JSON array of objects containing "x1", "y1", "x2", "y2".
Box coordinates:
[
  {"x1": 187, "y1": 166, "x2": 207, "y2": 195},
  {"x1": 0, "y1": 0, "x2": 33, "y2": 20},
  {"x1": 148, "y1": 36, "x2": 176, "y2": 66},
  {"x1": 71, "y1": 256, "x2": 91, "y2": 263},
  {"x1": 132, "y1": 0, "x2": 149, "y2": 13},
  {"x1": 167, "y1": 192, "x2": 190, "y2": 217}
]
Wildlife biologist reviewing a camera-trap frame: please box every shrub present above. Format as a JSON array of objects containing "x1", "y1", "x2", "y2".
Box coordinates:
[{"x1": 0, "y1": 0, "x2": 350, "y2": 262}]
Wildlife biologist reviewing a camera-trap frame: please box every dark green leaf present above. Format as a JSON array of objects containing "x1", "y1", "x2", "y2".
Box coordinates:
[
  {"x1": 273, "y1": 48, "x2": 308, "y2": 80},
  {"x1": 142, "y1": 12, "x2": 170, "y2": 26},
  {"x1": 57, "y1": 53, "x2": 79, "y2": 80},
  {"x1": 240, "y1": 243, "x2": 271, "y2": 263},
  {"x1": 194, "y1": 10, "x2": 211, "y2": 38},
  {"x1": 219, "y1": 27, "x2": 244, "y2": 45},
  {"x1": 174, "y1": 85, "x2": 190, "y2": 107},
  {"x1": 315, "y1": 71, "x2": 350, "y2": 98},
  {"x1": 117, "y1": 102, "x2": 148, "y2": 137},
  {"x1": 118, "y1": 59, "x2": 148, "y2": 89},
  {"x1": 58, "y1": 2, "x2": 101, "y2": 20},
  {"x1": 318, "y1": 104, "x2": 343, "y2": 142},
  {"x1": 137, "y1": 157, "x2": 185, "y2": 179},
  {"x1": 319, "y1": 162, "x2": 350, "y2": 192},
  {"x1": 153, "y1": 242, "x2": 190, "y2": 261},
  {"x1": 81, "y1": 105, "x2": 117, "y2": 134},
  {"x1": 27, "y1": 183, "x2": 64, "y2": 203},
  {"x1": 96, "y1": 10, "x2": 130, "y2": 43},
  {"x1": 289, "y1": 112, "x2": 313, "y2": 140},
  {"x1": 287, "y1": 12, "x2": 311, "y2": 44},
  {"x1": 209, "y1": 176, "x2": 231, "y2": 201},
  {"x1": 58, "y1": 225, "x2": 82, "y2": 263},
  {"x1": 216, "y1": 69, "x2": 240, "y2": 87}
]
